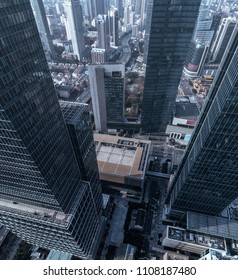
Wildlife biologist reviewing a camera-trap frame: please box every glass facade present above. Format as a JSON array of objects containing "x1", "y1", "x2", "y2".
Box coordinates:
[
  {"x1": 88, "y1": 63, "x2": 125, "y2": 131},
  {"x1": 60, "y1": 101, "x2": 103, "y2": 214},
  {"x1": 142, "y1": 0, "x2": 201, "y2": 133},
  {"x1": 0, "y1": 0, "x2": 101, "y2": 258},
  {"x1": 104, "y1": 71, "x2": 124, "y2": 125},
  {"x1": 168, "y1": 24, "x2": 238, "y2": 217},
  {"x1": 64, "y1": 0, "x2": 85, "y2": 61}
]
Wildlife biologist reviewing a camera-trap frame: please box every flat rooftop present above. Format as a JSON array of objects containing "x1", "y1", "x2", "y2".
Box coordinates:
[
  {"x1": 60, "y1": 101, "x2": 88, "y2": 125},
  {"x1": 46, "y1": 249, "x2": 72, "y2": 260},
  {"x1": 107, "y1": 198, "x2": 128, "y2": 246},
  {"x1": 94, "y1": 133, "x2": 150, "y2": 184},
  {"x1": 175, "y1": 96, "x2": 200, "y2": 120},
  {"x1": 165, "y1": 226, "x2": 226, "y2": 252},
  {"x1": 187, "y1": 211, "x2": 238, "y2": 241},
  {"x1": 0, "y1": 198, "x2": 70, "y2": 224},
  {"x1": 166, "y1": 124, "x2": 194, "y2": 135},
  {"x1": 97, "y1": 145, "x2": 135, "y2": 167}
]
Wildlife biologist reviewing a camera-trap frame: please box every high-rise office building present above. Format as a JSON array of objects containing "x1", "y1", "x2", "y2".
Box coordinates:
[
  {"x1": 55, "y1": 1, "x2": 65, "y2": 15},
  {"x1": 64, "y1": 0, "x2": 85, "y2": 61},
  {"x1": 91, "y1": 48, "x2": 106, "y2": 63},
  {"x1": 210, "y1": 17, "x2": 236, "y2": 64},
  {"x1": 97, "y1": 0, "x2": 107, "y2": 15},
  {"x1": 89, "y1": 0, "x2": 108, "y2": 19},
  {"x1": 116, "y1": 0, "x2": 124, "y2": 18},
  {"x1": 88, "y1": 0, "x2": 96, "y2": 20},
  {"x1": 193, "y1": 5, "x2": 219, "y2": 46},
  {"x1": 167, "y1": 23, "x2": 238, "y2": 218},
  {"x1": 140, "y1": 0, "x2": 147, "y2": 27},
  {"x1": 97, "y1": 15, "x2": 108, "y2": 49},
  {"x1": 135, "y1": 0, "x2": 142, "y2": 15},
  {"x1": 141, "y1": 0, "x2": 202, "y2": 133},
  {"x1": 183, "y1": 41, "x2": 209, "y2": 78},
  {"x1": 108, "y1": 7, "x2": 119, "y2": 47},
  {"x1": 0, "y1": 0, "x2": 102, "y2": 259},
  {"x1": 124, "y1": 5, "x2": 134, "y2": 26},
  {"x1": 59, "y1": 101, "x2": 103, "y2": 214},
  {"x1": 80, "y1": 0, "x2": 90, "y2": 20},
  {"x1": 30, "y1": 0, "x2": 55, "y2": 59},
  {"x1": 46, "y1": 14, "x2": 58, "y2": 36},
  {"x1": 88, "y1": 63, "x2": 125, "y2": 132},
  {"x1": 62, "y1": 13, "x2": 71, "y2": 40}
]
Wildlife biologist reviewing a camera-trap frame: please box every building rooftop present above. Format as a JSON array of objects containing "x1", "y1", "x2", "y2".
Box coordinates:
[
  {"x1": 91, "y1": 48, "x2": 106, "y2": 53},
  {"x1": 60, "y1": 101, "x2": 88, "y2": 125},
  {"x1": 46, "y1": 249, "x2": 72, "y2": 260},
  {"x1": 107, "y1": 199, "x2": 128, "y2": 246},
  {"x1": 114, "y1": 243, "x2": 136, "y2": 260},
  {"x1": 163, "y1": 225, "x2": 226, "y2": 253},
  {"x1": 175, "y1": 96, "x2": 200, "y2": 120},
  {"x1": 0, "y1": 198, "x2": 69, "y2": 224},
  {"x1": 166, "y1": 124, "x2": 194, "y2": 135},
  {"x1": 187, "y1": 211, "x2": 238, "y2": 241},
  {"x1": 94, "y1": 133, "x2": 150, "y2": 184},
  {"x1": 163, "y1": 250, "x2": 189, "y2": 260},
  {"x1": 166, "y1": 124, "x2": 194, "y2": 146},
  {"x1": 129, "y1": 209, "x2": 146, "y2": 230}
]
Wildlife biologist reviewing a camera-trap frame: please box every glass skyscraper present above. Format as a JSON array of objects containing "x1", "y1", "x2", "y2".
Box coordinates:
[
  {"x1": 88, "y1": 63, "x2": 125, "y2": 132},
  {"x1": 142, "y1": 0, "x2": 202, "y2": 133},
  {"x1": 0, "y1": 0, "x2": 102, "y2": 259},
  {"x1": 30, "y1": 0, "x2": 55, "y2": 59},
  {"x1": 167, "y1": 23, "x2": 238, "y2": 218},
  {"x1": 60, "y1": 101, "x2": 103, "y2": 214},
  {"x1": 64, "y1": 0, "x2": 85, "y2": 61}
]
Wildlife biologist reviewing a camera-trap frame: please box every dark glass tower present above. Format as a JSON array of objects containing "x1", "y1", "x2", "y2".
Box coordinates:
[
  {"x1": 60, "y1": 101, "x2": 103, "y2": 214},
  {"x1": 141, "y1": 0, "x2": 202, "y2": 133},
  {"x1": 167, "y1": 24, "x2": 238, "y2": 218},
  {"x1": 0, "y1": 0, "x2": 102, "y2": 259},
  {"x1": 211, "y1": 18, "x2": 236, "y2": 64},
  {"x1": 108, "y1": 7, "x2": 119, "y2": 47},
  {"x1": 88, "y1": 63, "x2": 125, "y2": 132}
]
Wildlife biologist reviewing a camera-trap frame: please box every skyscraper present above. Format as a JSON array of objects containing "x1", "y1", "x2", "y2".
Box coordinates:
[
  {"x1": 97, "y1": 0, "x2": 107, "y2": 15},
  {"x1": 0, "y1": 0, "x2": 102, "y2": 259},
  {"x1": 135, "y1": 0, "x2": 142, "y2": 15},
  {"x1": 141, "y1": 0, "x2": 202, "y2": 133},
  {"x1": 97, "y1": 15, "x2": 108, "y2": 49},
  {"x1": 88, "y1": 0, "x2": 108, "y2": 19},
  {"x1": 88, "y1": 63, "x2": 125, "y2": 132},
  {"x1": 193, "y1": 5, "x2": 221, "y2": 46},
  {"x1": 183, "y1": 41, "x2": 209, "y2": 78},
  {"x1": 140, "y1": 0, "x2": 147, "y2": 27},
  {"x1": 116, "y1": 0, "x2": 124, "y2": 19},
  {"x1": 59, "y1": 101, "x2": 103, "y2": 214},
  {"x1": 210, "y1": 17, "x2": 236, "y2": 64},
  {"x1": 124, "y1": 5, "x2": 134, "y2": 26},
  {"x1": 91, "y1": 48, "x2": 106, "y2": 64},
  {"x1": 30, "y1": 0, "x2": 55, "y2": 59},
  {"x1": 108, "y1": 7, "x2": 119, "y2": 47},
  {"x1": 167, "y1": 23, "x2": 238, "y2": 218},
  {"x1": 64, "y1": 0, "x2": 85, "y2": 61}
]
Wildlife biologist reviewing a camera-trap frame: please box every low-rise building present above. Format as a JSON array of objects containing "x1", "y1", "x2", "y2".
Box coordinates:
[
  {"x1": 94, "y1": 133, "x2": 150, "y2": 202},
  {"x1": 163, "y1": 250, "x2": 189, "y2": 260},
  {"x1": 162, "y1": 225, "x2": 227, "y2": 255},
  {"x1": 172, "y1": 96, "x2": 200, "y2": 128}
]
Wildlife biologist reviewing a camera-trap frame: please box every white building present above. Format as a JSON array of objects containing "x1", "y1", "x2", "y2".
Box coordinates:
[
  {"x1": 64, "y1": 0, "x2": 85, "y2": 61},
  {"x1": 91, "y1": 48, "x2": 106, "y2": 64}
]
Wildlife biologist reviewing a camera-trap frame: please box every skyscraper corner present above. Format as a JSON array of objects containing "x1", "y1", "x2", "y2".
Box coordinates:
[
  {"x1": 0, "y1": 0, "x2": 102, "y2": 259},
  {"x1": 141, "y1": 0, "x2": 202, "y2": 133}
]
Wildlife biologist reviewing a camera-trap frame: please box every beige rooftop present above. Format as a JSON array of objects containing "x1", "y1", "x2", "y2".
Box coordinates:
[{"x1": 94, "y1": 133, "x2": 150, "y2": 184}]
